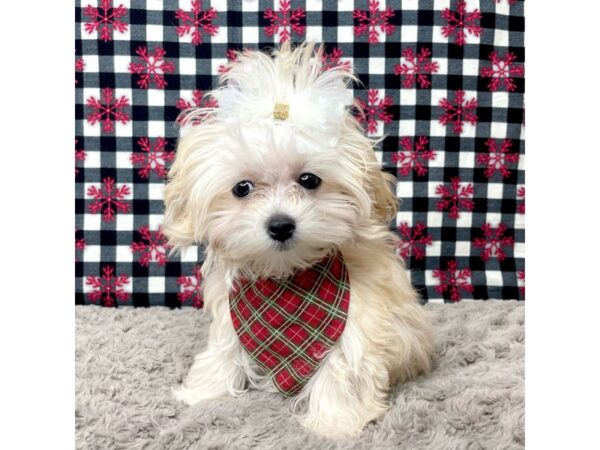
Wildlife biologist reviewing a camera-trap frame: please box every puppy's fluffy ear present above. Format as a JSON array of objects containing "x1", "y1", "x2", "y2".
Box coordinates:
[
  {"x1": 163, "y1": 108, "x2": 220, "y2": 252},
  {"x1": 163, "y1": 136, "x2": 197, "y2": 252},
  {"x1": 365, "y1": 161, "x2": 398, "y2": 225},
  {"x1": 339, "y1": 117, "x2": 398, "y2": 226}
]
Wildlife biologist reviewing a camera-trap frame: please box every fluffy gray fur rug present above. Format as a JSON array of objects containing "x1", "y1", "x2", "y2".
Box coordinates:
[{"x1": 75, "y1": 301, "x2": 524, "y2": 450}]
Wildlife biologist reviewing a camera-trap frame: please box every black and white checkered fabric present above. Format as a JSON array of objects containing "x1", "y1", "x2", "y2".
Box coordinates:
[{"x1": 75, "y1": 0, "x2": 525, "y2": 306}]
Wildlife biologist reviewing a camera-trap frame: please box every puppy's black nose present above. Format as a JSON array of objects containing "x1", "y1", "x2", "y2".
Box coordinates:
[{"x1": 267, "y1": 215, "x2": 296, "y2": 242}]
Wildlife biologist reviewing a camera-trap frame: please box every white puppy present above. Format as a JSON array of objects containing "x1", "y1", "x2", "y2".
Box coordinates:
[{"x1": 164, "y1": 42, "x2": 433, "y2": 438}]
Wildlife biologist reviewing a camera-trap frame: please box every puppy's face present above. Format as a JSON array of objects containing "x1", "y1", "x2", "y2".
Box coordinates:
[
  {"x1": 167, "y1": 123, "x2": 375, "y2": 277},
  {"x1": 163, "y1": 44, "x2": 396, "y2": 278}
]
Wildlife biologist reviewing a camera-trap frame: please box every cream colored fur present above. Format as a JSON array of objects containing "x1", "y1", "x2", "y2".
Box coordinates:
[{"x1": 163, "y1": 42, "x2": 433, "y2": 438}]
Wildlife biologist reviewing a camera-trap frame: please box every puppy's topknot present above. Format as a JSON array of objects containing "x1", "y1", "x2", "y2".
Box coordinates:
[{"x1": 181, "y1": 42, "x2": 357, "y2": 148}]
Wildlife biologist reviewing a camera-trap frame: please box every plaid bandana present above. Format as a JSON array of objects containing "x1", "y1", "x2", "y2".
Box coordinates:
[{"x1": 229, "y1": 254, "x2": 350, "y2": 396}]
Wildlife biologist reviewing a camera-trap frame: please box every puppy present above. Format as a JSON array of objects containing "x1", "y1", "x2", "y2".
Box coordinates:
[{"x1": 163, "y1": 42, "x2": 433, "y2": 438}]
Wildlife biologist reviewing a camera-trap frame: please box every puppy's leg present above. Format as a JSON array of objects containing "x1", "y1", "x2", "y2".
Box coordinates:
[
  {"x1": 293, "y1": 339, "x2": 389, "y2": 437},
  {"x1": 174, "y1": 276, "x2": 247, "y2": 405},
  {"x1": 293, "y1": 271, "x2": 432, "y2": 437}
]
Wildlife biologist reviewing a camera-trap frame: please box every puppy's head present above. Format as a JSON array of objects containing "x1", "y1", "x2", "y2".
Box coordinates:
[{"x1": 164, "y1": 42, "x2": 396, "y2": 278}]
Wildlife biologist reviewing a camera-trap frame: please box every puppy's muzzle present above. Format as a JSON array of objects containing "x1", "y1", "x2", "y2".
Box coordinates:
[{"x1": 267, "y1": 215, "x2": 296, "y2": 242}]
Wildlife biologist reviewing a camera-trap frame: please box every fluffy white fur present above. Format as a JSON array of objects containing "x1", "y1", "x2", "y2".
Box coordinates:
[{"x1": 163, "y1": 42, "x2": 433, "y2": 438}]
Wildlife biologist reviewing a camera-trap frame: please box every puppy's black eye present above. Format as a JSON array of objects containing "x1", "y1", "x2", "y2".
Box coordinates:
[
  {"x1": 232, "y1": 180, "x2": 254, "y2": 198},
  {"x1": 298, "y1": 173, "x2": 321, "y2": 190}
]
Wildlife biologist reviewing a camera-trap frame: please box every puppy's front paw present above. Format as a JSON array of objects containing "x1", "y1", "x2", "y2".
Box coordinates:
[
  {"x1": 298, "y1": 409, "x2": 380, "y2": 439},
  {"x1": 173, "y1": 348, "x2": 248, "y2": 405},
  {"x1": 172, "y1": 384, "x2": 215, "y2": 405}
]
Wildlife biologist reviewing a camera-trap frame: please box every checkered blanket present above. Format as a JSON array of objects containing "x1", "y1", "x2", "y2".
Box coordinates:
[{"x1": 75, "y1": 0, "x2": 525, "y2": 306}]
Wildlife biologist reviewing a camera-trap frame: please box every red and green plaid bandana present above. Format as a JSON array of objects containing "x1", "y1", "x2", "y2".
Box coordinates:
[{"x1": 229, "y1": 254, "x2": 351, "y2": 396}]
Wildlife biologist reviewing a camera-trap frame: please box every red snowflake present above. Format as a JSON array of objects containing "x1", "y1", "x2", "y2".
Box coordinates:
[
  {"x1": 83, "y1": 0, "x2": 128, "y2": 42},
  {"x1": 394, "y1": 48, "x2": 439, "y2": 89},
  {"x1": 131, "y1": 225, "x2": 171, "y2": 267},
  {"x1": 86, "y1": 266, "x2": 130, "y2": 307},
  {"x1": 264, "y1": 0, "x2": 306, "y2": 43},
  {"x1": 87, "y1": 177, "x2": 131, "y2": 222},
  {"x1": 517, "y1": 186, "x2": 525, "y2": 214},
  {"x1": 435, "y1": 177, "x2": 475, "y2": 220},
  {"x1": 175, "y1": 0, "x2": 219, "y2": 45},
  {"x1": 128, "y1": 46, "x2": 175, "y2": 89},
  {"x1": 75, "y1": 234, "x2": 86, "y2": 252},
  {"x1": 176, "y1": 90, "x2": 218, "y2": 111},
  {"x1": 441, "y1": 1, "x2": 482, "y2": 46},
  {"x1": 473, "y1": 223, "x2": 514, "y2": 262},
  {"x1": 321, "y1": 47, "x2": 351, "y2": 72},
  {"x1": 517, "y1": 270, "x2": 525, "y2": 299},
  {"x1": 356, "y1": 89, "x2": 393, "y2": 135},
  {"x1": 392, "y1": 136, "x2": 437, "y2": 177},
  {"x1": 481, "y1": 51, "x2": 524, "y2": 92},
  {"x1": 397, "y1": 222, "x2": 433, "y2": 260},
  {"x1": 477, "y1": 138, "x2": 519, "y2": 179},
  {"x1": 75, "y1": 57, "x2": 85, "y2": 84},
  {"x1": 433, "y1": 260, "x2": 474, "y2": 302},
  {"x1": 218, "y1": 48, "x2": 240, "y2": 74},
  {"x1": 75, "y1": 228, "x2": 86, "y2": 262},
  {"x1": 177, "y1": 266, "x2": 204, "y2": 308},
  {"x1": 353, "y1": 0, "x2": 395, "y2": 44},
  {"x1": 130, "y1": 137, "x2": 175, "y2": 179},
  {"x1": 75, "y1": 139, "x2": 86, "y2": 176},
  {"x1": 497, "y1": 0, "x2": 517, "y2": 5},
  {"x1": 86, "y1": 88, "x2": 130, "y2": 133},
  {"x1": 439, "y1": 90, "x2": 478, "y2": 134},
  {"x1": 176, "y1": 90, "x2": 219, "y2": 125}
]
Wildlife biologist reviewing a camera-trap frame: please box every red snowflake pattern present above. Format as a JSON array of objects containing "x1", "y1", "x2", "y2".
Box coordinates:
[
  {"x1": 87, "y1": 177, "x2": 131, "y2": 222},
  {"x1": 321, "y1": 47, "x2": 351, "y2": 72},
  {"x1": 218, "y1": 48, "x2": 240, "y2": 74},
  {"x1": 131, "y1": 225, "x2": 171, "y2": 267},
  {"x1": 441, "y1": 1, "x2": 482, "y2": 46},
  {"x1": 264, "y1": 0, "x2": 306, "y2": 43},
  {"x1": 433, "y1": 260, "x2": 474, "y2": 302},
  {"x1": 473, "y1": 223, "x2": 514, "y2": 262},
  {"x1": 75, "y1": 228, "x2": 86, "y2": 262},
  {"x1": 75, "y1": 139, "x2": 86, "y2": 176},
  {"x1": 435, "y1": 177, "x2": 475, "y2": 220},
  {"x1": 177, "y1": 266, "x2": 204, "y2": 308},
  {"x1": 480, "y1": 51, "x2": 524, "y2": 92},
  {"x1": 353, "y1": 0, "x2": 395, "y2": 44},
  {"x1": 397, "y1": 223, "x2": 433, "y2": 260},
  {"x1": 83, "y1": 0, "x2": 128, "y2": 42},
  {"x1": 477, "y1": 138, "x2": 519, "y2": 179},
  {"x1": 439, "y1": 90, "x2": 478, "y2": 134},
  {"x1": 176, "y1": 90, "x2": 218, "y2": 111},
  {"x1": 392, "y1": 136, "x2": 437, "y2": 177},
  {"x1": 86, "y1": 88, "x2": 130, "y2": 133},
  {"x1": 517, "y1": 270, "x2": 525, "y2": 299},
  {"x1": 130, "y1": 137, "x2": 175, "y2": 179},
  {"x1": 517, "y1": 186, "x2": 525, "y2": 214},
  {"x1": 356, "y1": 89, "x2": 393, "y2": 135},
  {"x1": 394, "y1": 48, "x2": 439, "y2": 89},
  {"x1": 86, "y1": 266, "x2": 130, "y2": 307},
  {"x1": 75, "y1": 57, "x2": 85, "y2": 84},
  {"x1": 176, "y1": 90, "x2": 219, "y2": 126},
  {"x1": 128, "y1": 46, "x2": 175, "y2": 89},
  {"x1": 175, "y1": 0, "x2": 219, "y2": 45}
]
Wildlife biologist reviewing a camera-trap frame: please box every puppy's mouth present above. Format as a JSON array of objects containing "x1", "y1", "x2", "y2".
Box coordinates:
[{"x1": 273, "y1": 239, "x2": 294, "y2": 252}]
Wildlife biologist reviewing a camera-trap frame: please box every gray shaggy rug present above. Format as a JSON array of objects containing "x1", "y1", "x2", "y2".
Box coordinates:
[{"x1": 75, "y1": 301, "x2": 524, "y2": 450}]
